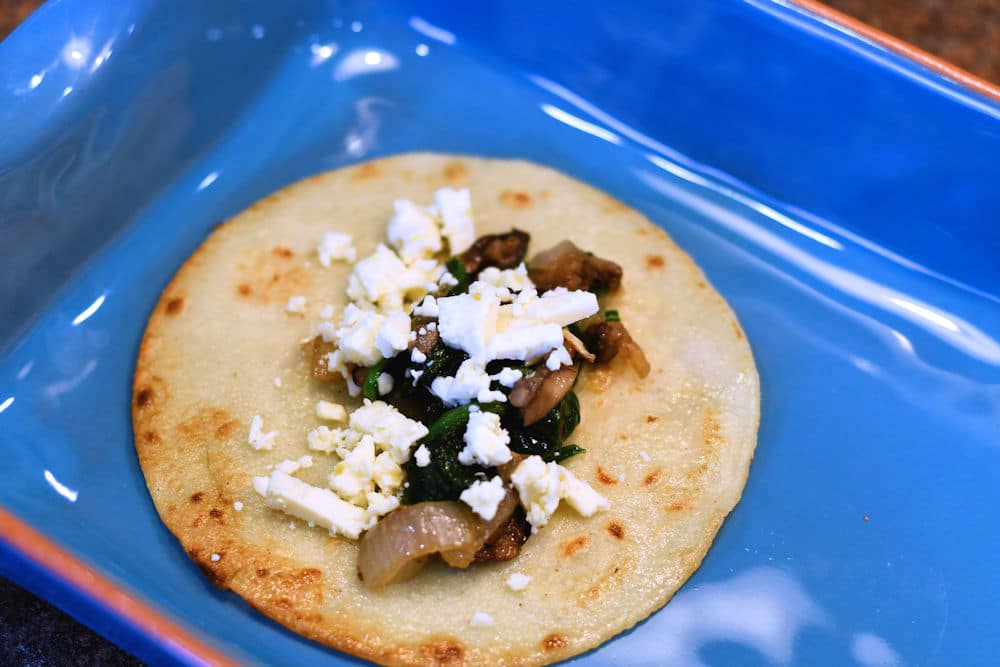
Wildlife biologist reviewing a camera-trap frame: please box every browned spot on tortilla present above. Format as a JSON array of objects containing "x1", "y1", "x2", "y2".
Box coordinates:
[
  {"x1": 637, "y1": 228, "x2": 648, "y2": 236},
  {"x1": 543, "y1": 634, "x2": 568, "y2": 651},
  {"x1": 190, "y1": 492, "x2": 204, "y2": 504},
  {"x1": 420, "y1": 639, "x2": 465, "y2": 665},
  {"x1": 257, "y1": 568, "x2": 270, "y2": 577},
  {"x1": 237, "y1": 251, "x2": 311, "y2": 305},
  {"x1": 668, "y1": 501, "x2": 693, "y2": 511},
  {"x1": 647, "y1": 415, "x2": 658, "y2": 424},
  {"x1": 258, "y1": 568, "x2": 325, "y2": 607},
  {"x1": 595, "y1": 398, "x2": 607, "y2": 409},
  {"x1": 192, "y1": 516, "x2": 205, "y2": 528},
  {"x1": 703, "y1": 408, "x2": 723, "y2": 454},
  {"x1": 560, "y1": 535, "x2": 589, "y2": 558},
  {"x1": 176, "y1": 407, "x2": 238, "y2": 446},
  {"x1": 644, "y1": 469, "x2": 662, "y2": 487},
  {"x1": 215, "y1": 419, "x2": 240, "y2": 440},
  {"x1": 697, "y1": 280, "x2": 707, "y2": 289},
  {"x1": 596, "y1": 467, "x2": 618, "y2": 485},
  {"x1": 646, "y1": 254, "x2": 665, "y2": 269},
  {"x1": 618, "y1": 433, "x2": 629, "y2": 442},
  {"x1": 209, "y1": 508, "x2": 224, "y2": 520},
  {"x1": 442, "y1": 162, "x2": 468, "y2": 182},
  {"x1": 732, "y1": 321, "x2": 744, "y2": 340},
  {"x1": 499, "y1": 190, "x2": 532, "y2": 209},
  {"x1": 142, "y1": 431, "x2": 159, "y2": 444},
  {"x1": 164, "y1": 296, "x2": 185, "y2": 316},
  {"x1": 606, "y1": 522, "x2": 625, "y2": 540},
  {"x1": 135, "y1": 387, "x2": 154, "y2": 408},
  {"x1": 194, "y1": 559, "x2": 226, "y2": 588},
  {"x1": 271, "y1": 246, "x2": 294, "y2": 259},
  {"x1": 352, "y1": 163, "x2": 380, "y2": 180}
]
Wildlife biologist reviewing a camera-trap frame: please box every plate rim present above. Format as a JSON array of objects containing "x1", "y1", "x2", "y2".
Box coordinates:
[{"x1": 2, "y1": 0, "x2": 998, "y2": 664}]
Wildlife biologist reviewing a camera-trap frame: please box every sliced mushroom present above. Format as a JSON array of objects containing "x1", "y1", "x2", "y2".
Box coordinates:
[
  {"x1": 303, "y1": 336, "x2": 337, "y2": 380},
  {"x1": 461, "y1": 229, "x2": 530, "y2": 274},
  {"x1": 509, "y1": 362, "x2": 580, "y2": 425},
  {"x1": 563, "y1": 328, "x2": 595, "y2": 363},
  {"x1": 473, "y1": 510, "x2": 530, "y2": 563},
  {"x1": 527, "y1": 240, "x2": 623, "y2": 293},
  {"x1": 587, "y1": 321, "x2": 650, "y2": 378},
  {"x1": 411, "y1": 325, "x2": 439, "y2": 355}
]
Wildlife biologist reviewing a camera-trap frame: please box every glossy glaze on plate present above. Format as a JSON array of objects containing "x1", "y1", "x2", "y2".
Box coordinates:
[{"x1": 1, "y1": 1, "x2": 998, "y2": 665}]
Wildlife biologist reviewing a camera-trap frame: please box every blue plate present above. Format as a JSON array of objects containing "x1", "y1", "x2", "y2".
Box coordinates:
[{"x1": 2, "y1": 1, "x2": 998, "y2": 665}]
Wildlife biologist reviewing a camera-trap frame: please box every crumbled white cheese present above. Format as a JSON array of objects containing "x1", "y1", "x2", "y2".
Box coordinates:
[
  {"x1": 434, "y1": 188, "x2": 475, "y2": 253},
  {"x1": 431, "y1": 359, "x2": 506, "y2": 406},
  {"x1": 524, "y1": 289, "x2": 599, "y2": 326},
  {"x1": 334, "y1": 304, "x2": 385, "y2": 366},
  {"x1": 233, "y1": 501, "x2": 244, "y2": 511},
  {"x1": 316, "y1": 400, "x2": 348, "y2": 422},
  {"x1": 545, "y1": 345, "x2": 572, "y2": 371},
  {"x1": 488, "y1": 323, "x2": 564, "y2": 363},
  {"x1": 347, "y1": 244, "x2": 431, "y2": 310},
  {"x1": 469, "y1": 611, "x2": 495, "y2": 628},
  {"x1": 438, "y1": 271, "x2": 459, "y2": 288},
  {"x1": 330, "y1": 436, "x2": 376, "y2": 503},
  {"x1": 478, "y1": 264, "x2": 532, "y2": 292},
  {"x1": 317, "y1": 231, "x2": 356, "y2": 266},
  {"x1": 506, "y1": 573, "x2": 532, "y2": 591},
  {"x1": 349, "y1": 399, "x2": 429, "y2": 463},
  {"x1": 387, "y1": 200, "x2": 442, "y2": 262},
  {"x1": 317, "y1": 320, "x2": 337, "y2": 342},
  {"x1": 285, "y1": 295, "x2": 307, "y2": 315},
  {"x1": 411, "y1": 348, "x2": 427, "y2": 364},
  {"x1": 459, "y1": 410, "x2": 512, "y2": 467},
  {"x1": 412, "y1": 295, "x2": 439, "y2": 318},
  {"x1": 307, "y1": 425, "x2": 354, "y2": 453},
  {"x1": 376, "y1": 372, "x2": 394, "y2": 396},
  {"x1": 248, "y1": 414, "x2": 278, "y2": 450},
  {"x1": 273, "y1": 376, "x2": 283, "y2": 388},
  {"x1": 640, "y1": 450, "x2": 651, "y2": 462},
  {"x1": 493, "y1": 367, "x2": 523, "y2": 388},
  {"x1": 374, "y1": 311, "x2": 411, "y2": 359},
  {"x1": 460, "y1": 476, "x2": 508, "y2": 520},
  {"x1": 273, "y1": 455, "x2": 313, "y2": 475},
  {"x1": 510, "y1": 455, "x2": 609, "y2": 533},
  {"x1": 414, "y1": 444, "x2": 431, "y2": 467},
  {"x1": 210, "y1": 553, "x2": 220, "y2": 562},
  {"x1": 319, "y1": 304, "x2": 335, "y2": 320},
  {"x1": 373, "y1": 451, "x2": 404, "y2": 492},
  {"x1": 365, "y1": 491, "x2": 400, "y2": 521},
  {"x1": 253, "y1": 470, "x2": 368, "y2": 539},
  {"x1": 437, "y1": 292, "x2": 498, "y2": 362}
]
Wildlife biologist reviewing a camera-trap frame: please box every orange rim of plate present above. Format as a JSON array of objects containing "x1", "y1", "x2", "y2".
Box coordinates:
[
  {"x1": 0, "y1": 507, "x2": 239, "y2": 667},
  {"x1": 2, "y1": 3, "x2": 998, "y2": 665},
  {"x1": 789, "y1": 0, "x2": 1000, "y2": 104}
]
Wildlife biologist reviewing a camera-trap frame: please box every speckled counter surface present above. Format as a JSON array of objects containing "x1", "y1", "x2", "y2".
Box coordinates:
[{"x1": 1, "y1": 0, "x2": 997, "y2": 665}]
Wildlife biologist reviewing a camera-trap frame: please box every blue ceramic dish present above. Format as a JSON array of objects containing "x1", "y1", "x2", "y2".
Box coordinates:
[{"x1": 1, "y1": 1, "x2": 999, "y2": 665}]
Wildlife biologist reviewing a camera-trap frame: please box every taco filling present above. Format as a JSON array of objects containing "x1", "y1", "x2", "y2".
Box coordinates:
[{"x1": 250, "y1": 188, "x2": 648, "y2": 588}]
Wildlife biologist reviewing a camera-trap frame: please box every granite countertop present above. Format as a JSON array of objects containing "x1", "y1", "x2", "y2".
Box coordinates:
[{"x1": 1, "y1": 1, "x2": 997, "y2": 665}]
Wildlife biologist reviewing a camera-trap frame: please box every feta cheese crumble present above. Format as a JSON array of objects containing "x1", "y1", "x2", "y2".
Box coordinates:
[
  {"x1": 253, "y1": 470, "x2": 369, "y2": 539},
  {"x1": 510, "y1": 455, "x2": 609, "y2": 533},
  {"x1": 317, "y1": 231, "x2": 356, "y2": 266},
  {"x1": 413, "y1": 444, "x2": 431, "y2": 467},
  {"x1": 469, "y1": 611, "x2": 495, "y2": 628},
  {"x1": 460, "y1": 476, "x2": 507, "y2": 520},
  {"x1": 640, "y1": 450, "x2": 651, "y2": 462},
  {"x1": 458, "y1": 410, "x2": 512, "y2": 467},
  {"x1": 435, "y1": 188, "x2": 475, "y2": 253},
  {"x1": 316, "y1": 400, "x2": 347, "y2": 422},
  {"x1": 506, "y1": 573, "x2": 532, "y2": 591},
  {"x1": 248, "y1": 414, "x2": 277, "y2": 450},
  {"x1": 285, "y1": 295, "x2": 307, "y2": 314},
  {"x1": 210, "y1": 553, "x2": 220, "y2": 562},
  {"x1": 233, "y1": 501, "x2": 244, "y2": 511}
]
